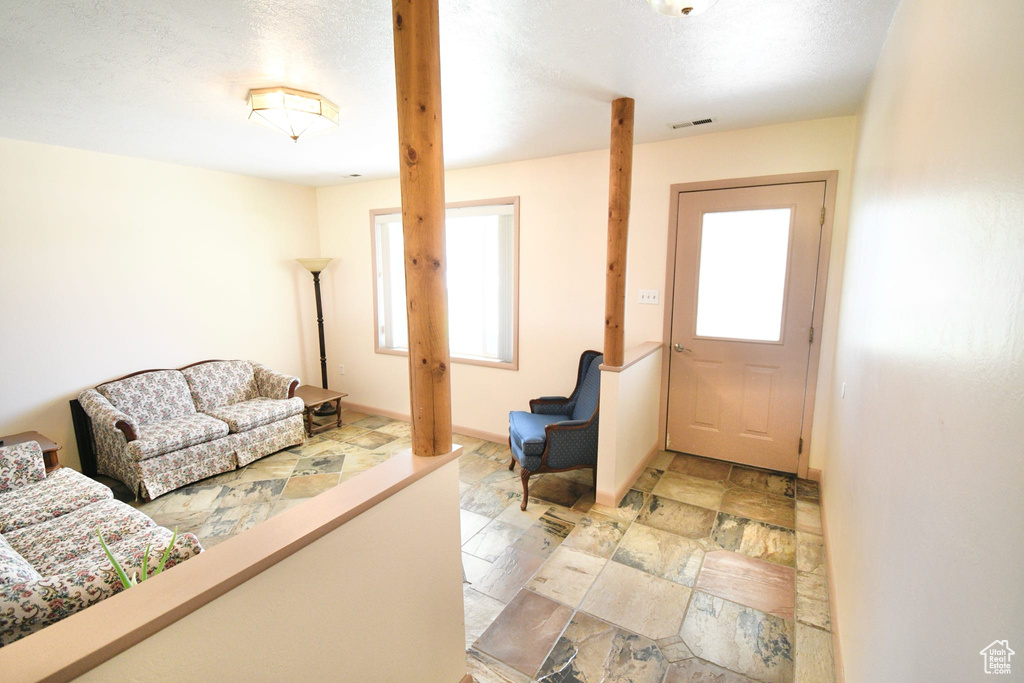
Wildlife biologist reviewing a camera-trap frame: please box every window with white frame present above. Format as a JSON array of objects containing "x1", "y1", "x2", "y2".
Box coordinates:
[{"x1": 373, "y1": 199, "x2": 518, "y2": 368}]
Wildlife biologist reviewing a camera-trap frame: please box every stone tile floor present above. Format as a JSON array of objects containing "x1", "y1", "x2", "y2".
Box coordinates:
[
  {"x1": 460, "y1": 450, "x2": 836, "y2": 683},
  {"x1": 116, "y1": 411, "x2": 834, "y2": 682}
]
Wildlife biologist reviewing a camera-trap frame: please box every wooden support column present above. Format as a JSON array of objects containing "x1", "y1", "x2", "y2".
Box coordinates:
[
  {"x1": 391, "y1": 0, "x2": 452, "y2": 456},
  {"x1": 603, "y1": 97, "x2": 635, "y2": 367}
]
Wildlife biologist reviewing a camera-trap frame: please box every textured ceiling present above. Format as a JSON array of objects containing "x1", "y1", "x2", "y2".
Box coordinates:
[{"x1": 0, "y1": 0, "x2": 899, "y2": 186}]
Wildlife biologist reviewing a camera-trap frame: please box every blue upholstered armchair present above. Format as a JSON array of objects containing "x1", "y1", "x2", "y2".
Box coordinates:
[{"x1": 508, "y1": 350, "x2": 602, "y2": 510}]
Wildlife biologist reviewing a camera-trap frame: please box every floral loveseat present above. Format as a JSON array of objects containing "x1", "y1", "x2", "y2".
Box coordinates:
[
  {"x1": 78, "y1": 359, "x2": 305, "y2": 499},
  {"x1": 0, "y1": 441, "x2": 202, "y2": 646}
]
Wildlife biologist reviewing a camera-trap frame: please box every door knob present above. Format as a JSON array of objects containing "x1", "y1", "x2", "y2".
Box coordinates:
[{"x1": 673, "y1": 343, "x2": 691, "y2": 353}]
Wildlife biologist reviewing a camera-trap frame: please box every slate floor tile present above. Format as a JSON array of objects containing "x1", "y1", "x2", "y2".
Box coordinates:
[
  {"x1": 636, "y1": 494, "x2": 718, "y2": 539},
  {"x1": 796, "y1": 500, "x2": 822, "y2": 534},
  {"x1": 472, "y1": 547, "x2": 546, "y2": 603},
  {"x1": 665, "y1": 659, "x2": 757, "y2": 682},
  {"x1": 562, "y1": 511, "x2": 629, "y2": 559},
  {"x1": 526, "y1": 545, "x2": 606, "y2": 607},
  {"x1": 580, "y1": 560, "x2": 691, "y2": 640},
  {"x1": 653, "y1": 471, "x2": 728, "y2": 510},
  {"x1": 279, "y1": 473, "x2": 340, "y2": 500},
  {"x1": 612, "y1": 522, "x2": 705, "y2": 586},
  {"x1": 667, "y1": 452, "x2": 733, "y2": 481},
  {"x1": 536, "y1": 611, "x2": 668, "y2": 683},
  {"x1": 680, "y1": 591, "x2": 794, "y2": 683},
  {"x1": 214, "y1": 479, "x2": 286, "y2": 508},
  {"x1": 463, "y1": 519, "x2": 526, "y2": 562},
  {"x1": 720, "y1": 488, "x2": 795, "y2": 529},
  {"x1": 796, "y1": 570, "x2": 831, "y2": 630},
  {"x1": 795, "y1": 622, "x2": 835, "y2": 683},
  {"x1": 348, "y1": 430, "x2": 398, "y2": 451},
  {"x1": 694, "y1": 550, "x2": 796, "y2": 619},
  {"x1": 474, "y1": 589, "x2": 573, "y2": 677},
  {"x1": 526, "y1": 475, "x2": 590, "y2": 508},
  {"x1": 590, "y1": 488, "x2": 647, "y2": 522},
  {"x1": 464, "y1": 585, "x2": 509, "y2": 650},
  {"x1": 712, "y1": 512, "x2": 797, "y2": 567},
  {"x1": 291, "y1": 454, "x2": 346, "y2": 477},
  {"x1": 728, "y1": 466, "x2": 795, "y2": 498}
]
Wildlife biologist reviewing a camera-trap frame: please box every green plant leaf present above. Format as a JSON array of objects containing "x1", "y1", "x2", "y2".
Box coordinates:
[
  {"x1": 154, "y1": 527, "x2": 178, "y2": 576},
  {"x1": 140, "y1": 543, "x2": 152, "y2": 582},
  {"x1": 97, "y1": 527, "x2": 134, "y2": 590}
]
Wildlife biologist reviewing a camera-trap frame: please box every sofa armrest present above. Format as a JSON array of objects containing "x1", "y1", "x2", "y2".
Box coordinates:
[
  {"x1": 0, "y1": 571, "x2": 120, "y2": 646},
  {"x1": 77, "y1": 389, "x2": 139, "y2": 442},
  {"x1": 0, "y1": 441, "x2": 46, "y2": 493},
  {"x1": 252, "y1": 363, "x2": 300, "y2": 400},
  {"x1": 530, "y1": 397, "x2": 572, "y2": 415}
]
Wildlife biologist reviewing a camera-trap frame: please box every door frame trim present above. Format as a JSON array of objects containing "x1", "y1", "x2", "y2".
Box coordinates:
[{"x1": 657, "y1": 171, "x2": 838, "y2": 478}]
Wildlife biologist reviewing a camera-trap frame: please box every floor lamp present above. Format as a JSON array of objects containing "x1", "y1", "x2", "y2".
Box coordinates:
[{"x1": 297, "y1": 257, "x2": 336, "y2": 416}]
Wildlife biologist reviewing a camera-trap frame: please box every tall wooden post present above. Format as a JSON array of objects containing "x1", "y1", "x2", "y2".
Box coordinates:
[
  {"x1": 603, "y1": 97, "x2": 635, "y2": 367},
  {"x1": 391, "y1": 0, "x2": 452, "y2": 456}
]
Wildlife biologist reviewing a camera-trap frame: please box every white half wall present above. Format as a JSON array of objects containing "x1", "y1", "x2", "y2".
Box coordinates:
[
  {"x1": 823, "y1": 1, "x2": 1024, "y2": 680},
  {"x1": 0, "y1": 138, "x2": 320, "y2": 470},
  {"x1": 77, "y1": 460, "x2": 466, "y2": 682},
  {"x1": 316, "y1": 117, "x2": 857, "y2": 469},
  {"x1": 596, "y1": 345, "x2": 663, "y2": 506}
]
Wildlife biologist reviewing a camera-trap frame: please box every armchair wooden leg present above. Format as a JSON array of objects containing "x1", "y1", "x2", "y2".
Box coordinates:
[
  {"x1": 520, "y1": 468, "x2": 531, "y2": 511},
  {"x1": 508, "y1": 456, "x2": 516, "y2": 471}
]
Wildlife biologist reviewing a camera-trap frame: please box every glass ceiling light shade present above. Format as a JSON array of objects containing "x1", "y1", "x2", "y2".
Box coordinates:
[
  {"x1": 647, "y1": 0, "x2": 720, "y2": 16},
  {"x1": 247, "y1": 87, "x2": 339, "y2": 141},
  {"x1": 296, "y1": 257, "x2": 334, "y2": 273}
]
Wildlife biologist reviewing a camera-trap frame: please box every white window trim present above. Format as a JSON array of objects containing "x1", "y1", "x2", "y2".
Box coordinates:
[{"x1": 369, "y1": 196, "x2": 520, "y2": 371}]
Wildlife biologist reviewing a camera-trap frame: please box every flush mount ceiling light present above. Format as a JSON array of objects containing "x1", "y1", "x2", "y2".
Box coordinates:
[
  {"x1": 647, "y1": 0, "x2": 720, "y2": 16},
  {"x1": 247, "y1": 87, "x2": 339, "y2": 142}
]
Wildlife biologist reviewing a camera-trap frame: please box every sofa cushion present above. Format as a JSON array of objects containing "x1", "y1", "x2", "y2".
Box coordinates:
[
  {"x1": 0, "y1": 442, "x2": 46, "y2": 494},
  {"x1": 202, "y1": 397, "x2": 304, "y2": 433},
  {"x1": 97, "y1": 370, "x2": 196, "y2": 425},
  {"x1": 4, "y1": 499, "x2": 156, "y2": 577},
  {"x1": 509, "y1": 411, "x2": 569, "y2": 458},
  {"x1": 54, "y1": 524, "x2": 204, "y2": 578},
  {"x1": 0, "y1": 468, "x2": 113, "y2": 533},
  {"x1": 181, "y1": 360, "x2": 260, "y2": 411},
  {"x1": 124, "y1": 413, "x2": 230, "y2": 462},
  {"x1": 0, "y1": 534, "x2": 40, "y2": 585}
]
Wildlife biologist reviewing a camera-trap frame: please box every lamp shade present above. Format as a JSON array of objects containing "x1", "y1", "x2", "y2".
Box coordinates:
[
  {"x1": 647, "y1": 0, "x2": 720, "y2": 16},
  {"x1": 248, "y1": 87, "x2": 339, "y2": 141},
  {"x1": 296, "y1": 258, "x2": 334, "y2": 273}
]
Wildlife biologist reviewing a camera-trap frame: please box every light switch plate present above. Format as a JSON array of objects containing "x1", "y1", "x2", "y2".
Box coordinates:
[{"x1": 638, "y1": 289, "x2": 660, "y2": 305}]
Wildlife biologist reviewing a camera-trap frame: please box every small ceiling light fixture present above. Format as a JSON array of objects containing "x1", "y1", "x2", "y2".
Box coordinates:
[
  {"x1": 247, "y1": 87, "x2": 339, "y2": 142},
  {"x1": 647, "y1": 0, "x2": 720, "y2": 17}
]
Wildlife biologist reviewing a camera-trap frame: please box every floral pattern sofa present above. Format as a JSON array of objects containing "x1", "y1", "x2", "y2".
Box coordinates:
[
  {"x1": 78, "y1": 360, "x2": 305, "y2": 499},
  {"x1": 0, "y1": 441, "x2": 202, "y2": 646}
]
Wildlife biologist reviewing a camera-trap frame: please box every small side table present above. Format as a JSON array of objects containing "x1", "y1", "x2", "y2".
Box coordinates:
[
  {"x1": 294, "y1": 385, "x2": 348, "y2": 437},
  {"x1": 0, "y1": 431, "x2": 62, "y2": 472}
]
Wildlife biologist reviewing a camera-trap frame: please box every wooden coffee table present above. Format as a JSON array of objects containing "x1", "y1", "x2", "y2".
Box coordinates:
[
  {"x1": 0, "y1": 431, "x2": 62, "y2": 472},
  {"x1": 294, "y1": 385, "x2": 348, "y2": 436}
]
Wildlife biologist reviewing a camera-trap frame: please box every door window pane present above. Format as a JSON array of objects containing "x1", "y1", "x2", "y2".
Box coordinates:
[{"x1": 694, "y1": 208, "x2": 791, "y2": 342}]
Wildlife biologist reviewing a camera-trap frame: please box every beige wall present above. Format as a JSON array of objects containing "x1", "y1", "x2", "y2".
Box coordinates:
[
  {"x1": 823, "y1": 1, "x2": 1024, "y2": 680},
  {"x1": 316, "y1": 116, "x2": 857, "y2": 467},
  {"x1": 596, "y1": 346, "x2": 663, "y2": 506},
  {"x1": 78, "y1": 460, "x2": 466, "y2": 682},
  {"x1": 0, "y1": 138, "x2": 320, "y2": 470}
]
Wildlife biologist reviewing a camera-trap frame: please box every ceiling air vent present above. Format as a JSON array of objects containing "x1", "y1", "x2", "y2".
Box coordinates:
[{"x1": 670, "y1": 117, "x2": 715, "y2": 130}]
